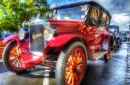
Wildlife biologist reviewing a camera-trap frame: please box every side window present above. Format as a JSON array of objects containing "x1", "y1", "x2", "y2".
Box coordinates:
[
  {"x1": 102, "y1": 12, "x2": 107, "y2": 22},
  {"x1": 90, "y1": 6, "x2": 100, "y2": 20},
  {"x1": 85, "y1": 6, "x2": 100, "y2": 27},
  {"x1": 99, "y1": 11, "x2": 110, "y2": 28},
  {"x1": 106, "y1": 16, "x2": 110, "y2": 28}
]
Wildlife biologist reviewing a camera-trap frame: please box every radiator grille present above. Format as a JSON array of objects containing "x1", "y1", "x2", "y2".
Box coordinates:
[{"x1": 30, "y1": 24, "x2": 44, "y2": 52}]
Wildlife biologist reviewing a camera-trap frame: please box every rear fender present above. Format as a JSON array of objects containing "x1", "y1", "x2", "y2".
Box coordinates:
[{"x1": 3, "y1": 34, "x2": 23, "y2": 47}]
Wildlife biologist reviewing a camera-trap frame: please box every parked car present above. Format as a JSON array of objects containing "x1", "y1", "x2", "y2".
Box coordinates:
[
  {"x1": 109, "y1": 25, "x2": 121, "y2": 51},
  {"x1": 2, "y1": 1, "x2": 111, "y2": 85},
  {"x1": 120, "y1": 31, "x2": 129, "y2": 41}
]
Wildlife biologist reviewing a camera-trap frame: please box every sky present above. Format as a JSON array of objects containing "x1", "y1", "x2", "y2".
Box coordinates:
[{"x1": 47, "y1": 0, "x2": 130, "y2": 31}]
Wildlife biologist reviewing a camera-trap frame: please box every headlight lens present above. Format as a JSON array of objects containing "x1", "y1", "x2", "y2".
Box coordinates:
[
  {"x1": 18, "y1": 28, "x2": 29, "y2": 40},
  {"x1": 44, "y1": 26, "x2": 57, "y2": 41}
]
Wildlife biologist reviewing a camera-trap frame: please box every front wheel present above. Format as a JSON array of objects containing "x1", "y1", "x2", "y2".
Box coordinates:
[
  {"x1": 55, "y1": 41, "x2": 87, "y2": 85},
  {"x1": 2, "y1": 40, "x2": 25, "y2": 73}
]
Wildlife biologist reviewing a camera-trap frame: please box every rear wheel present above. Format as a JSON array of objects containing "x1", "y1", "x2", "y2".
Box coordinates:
[
  {"x1": 2, "y1": 40, "x2": 25, "y2": 73},
  {"x1": 112, "y1": 40, "x2": 117, "y2": 51},
  {"x1": 102, "y1": 39, "x2": 110, "y2": 61},
  {"x1": 113, "y1": 45, "x2": 117, "y2": 51},
  {"x1": 117, "y1": 39, "x2": 120, "y2": 48},
  {"x1": 55, "y1": 41, "x2": 87, "y2": 85},
  {"x1": 104, "y1": 50, "x2": 110, "y2": 61}
]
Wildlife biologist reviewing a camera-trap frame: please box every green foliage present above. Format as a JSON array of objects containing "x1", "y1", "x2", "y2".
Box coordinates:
[{"x1": 0, "y1": 0, "x2": 50, "y2": 32}]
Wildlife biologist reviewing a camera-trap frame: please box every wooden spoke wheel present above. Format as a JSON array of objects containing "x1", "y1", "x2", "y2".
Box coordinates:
[
  {"x1": 65, "y1": 47, "x2": 86, "y2": 85},
  {"x1": 56, "y1": 42, "x2": 87, "y2": 85},
  {"x1": 9, "y1": 44, "x2": 22, "y2": 68},
  {"x1": 102, "y1": 40, "x2": 110, "y2": 61},
  {"x1": 104, "y1": 50, "x2": 110, "y2": 61},
  {"x1": 2, "y1": 40, "x2": 25, "y2": 73}
]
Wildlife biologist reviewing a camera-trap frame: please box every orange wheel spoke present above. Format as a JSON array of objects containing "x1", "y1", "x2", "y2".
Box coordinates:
[
  {"x1": 71, "y1": 57, "x2": 76, "y2": 65},
  {"x1": 68, "y1": 73, "x2": 72, "y2": 84},
  {"x1": 77, "y1": 52, "x2": 81, "y2": 59},
  {"x1": 10, "y1": 56, "x2": 17, "y2": 60},
  {"x1": 17, "y1": 59, "x2": 20, "y2": 67},
  {"x1": 12, "y1": 58, "x2": 18, "y2": 65},
  {"x1": 72, "y1": 76, "x2": 74, "y2": 85},
  {"x1": 14, "y1": 46, "x2": 21, "y2": 55},
  {"x1": 78, "y1": 63, "x2": 83, "y2": 67},
  {"x1": 77, "y1": 52, "x2": 81, "y2": 57},
  {"x1": 69, "y1": 55, "x2": 74, "y2": 64},
  {"x1": 16, "y1": 47, "x2": 20, "y2": 54},
  {"x1": 10, "y1": 54, "x2": 18, "y2": 56},
  {"x1": 12, "y1": 49, "x2": 17, "y2": 53},
  {"x1": 74, "y1": 51, "x2": 79, "y2": 63},
  {"x1": 77, "y1": 57, "x2": 82, "y2": 63},
  {"x1": 66, "y1": 70, "x2": 72, "y2": 79},
  {"x1": 66, "y1": 67, "x2": 72, "y2": 71},
  {"x1": 67, "y1": 61, "x2": 73, "y2": 66},
  {"x1": 73, "y1": 51, "x2": 77, "y2": 63}
]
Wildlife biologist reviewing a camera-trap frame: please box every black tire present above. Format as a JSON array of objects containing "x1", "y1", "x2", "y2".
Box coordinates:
[
  {"x1": 55, "y1": 41, "x2": 87, "y2": 85},
  {"x1": 104, "y1": 50, "x2": 110, "y2": 61},
  {"x1": 113, "y1": 45, "x2": 117, "y2": 51},
  {"x1": 2, "y1": 40, "x2": 25, "y2": 73},
  {"x1": 117, "y1": 39, "x2": 120, "y2": 48}
]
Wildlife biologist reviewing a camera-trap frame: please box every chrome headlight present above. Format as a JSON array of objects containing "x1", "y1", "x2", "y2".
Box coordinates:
[
  {"x1": 44, "y1": 26, "x2": 57, "y2": 41},
  {"x1": 18, "y1": 28, "x2": 29, "y2": 40}
]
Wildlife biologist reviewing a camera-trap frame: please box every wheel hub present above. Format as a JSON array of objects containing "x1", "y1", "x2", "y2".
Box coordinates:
[
  {"x1": 76, "y1": 66, "x2": 80, "y2": 70},
  {"x1": 72, "y1": 65, "x2": 81, "y2": 72}
]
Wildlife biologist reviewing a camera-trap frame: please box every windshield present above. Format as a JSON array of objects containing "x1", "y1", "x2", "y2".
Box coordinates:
[
  {"x1": 54, "y1": 5, "x2": 90, "y2": 20},
  {"x1": 109, "y1": 26, "x2": 117, "y2": 32}
]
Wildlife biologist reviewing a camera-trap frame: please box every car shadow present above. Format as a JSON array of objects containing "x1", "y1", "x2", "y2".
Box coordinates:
[{"x1": 18, "y1": 65, "x2": 55, "y2": 78}]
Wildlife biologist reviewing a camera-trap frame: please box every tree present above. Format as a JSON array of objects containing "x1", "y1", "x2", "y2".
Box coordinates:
[{"x1": 0, "y1": 0, "x2": 50, "y2": 32}]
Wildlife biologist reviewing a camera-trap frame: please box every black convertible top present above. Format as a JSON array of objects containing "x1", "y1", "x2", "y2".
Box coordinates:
[{"x1": 52, "y1": 1, "x2": 111, "y2": 18}]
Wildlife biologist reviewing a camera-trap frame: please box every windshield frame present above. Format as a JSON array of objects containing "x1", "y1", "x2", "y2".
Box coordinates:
[{"x1": 52, "y1": 4, "x2": 90, "y2": 21}]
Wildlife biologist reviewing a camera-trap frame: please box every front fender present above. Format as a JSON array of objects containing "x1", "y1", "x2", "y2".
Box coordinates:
[
  {"x1": 47, "y1": 34, "x2": 77, "y2": 47},
  {"x1": 3, "y1": 34, "x2": 19, "y2": 43},
  {"x1": 3, "y1": 34, "x2": 23, "y2": 47}
]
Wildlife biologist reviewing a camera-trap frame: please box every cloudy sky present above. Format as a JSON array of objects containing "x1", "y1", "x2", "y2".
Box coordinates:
[{"x1": 47, "y1": 0, "x2": 130, "y2": 31}]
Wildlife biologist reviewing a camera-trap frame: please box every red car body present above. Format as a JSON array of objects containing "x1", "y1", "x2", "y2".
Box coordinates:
[{"x1": 3, "y1": 20, "x2": 110, "y2": 68}]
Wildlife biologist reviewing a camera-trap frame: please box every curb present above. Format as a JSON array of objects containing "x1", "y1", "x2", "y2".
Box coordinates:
[{"x1": 125, "y1": 44, "x2": 130, "y2": 85}]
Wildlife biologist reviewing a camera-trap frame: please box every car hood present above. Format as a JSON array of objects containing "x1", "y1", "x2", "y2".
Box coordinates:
[{"x1": 49, "y1": 20, "x2": 84, "y2": 34}]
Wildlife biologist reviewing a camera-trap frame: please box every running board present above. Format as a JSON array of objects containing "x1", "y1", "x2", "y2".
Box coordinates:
[{"x1": 92, "y1": 51, "x2": 108, "y2": 60}]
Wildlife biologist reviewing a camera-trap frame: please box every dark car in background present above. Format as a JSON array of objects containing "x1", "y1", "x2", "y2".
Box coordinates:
[
  {"x1": 109, "y1": 25, "x2": 121, "y2": 51},
  {"x1": 120, "y1": 31, "x2": 129, "y2": 41}
]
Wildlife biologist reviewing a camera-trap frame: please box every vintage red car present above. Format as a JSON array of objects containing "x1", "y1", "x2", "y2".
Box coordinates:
[{"x1": 2, "y1": 1, "x2": 111, "y2": 85}]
